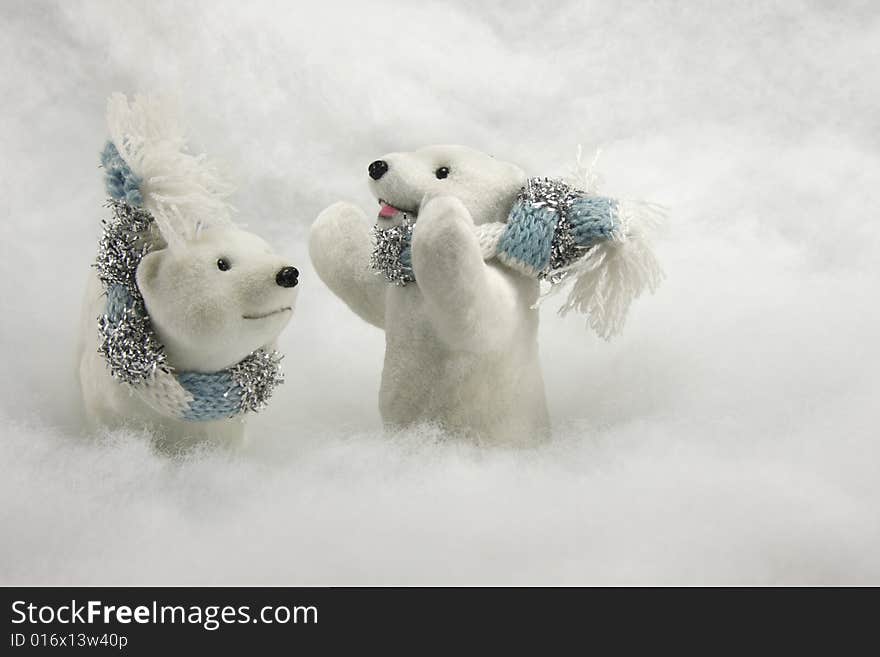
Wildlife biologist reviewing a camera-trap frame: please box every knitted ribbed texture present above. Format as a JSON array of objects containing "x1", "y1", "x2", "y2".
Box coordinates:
[
  {"x1": 101, "y1": 141, "x2": 143, "y2": 207},
  {"x1": 177, "y1": 370, "x2": 242, "y2": 421},
  {"x1": 136, "y1": 369, "x2": 195, "y2": 418},
  {"x1": 568, "y1": 196, "x2": 618, "y2": 245},
  {"x1": 494, "y1": 178, "x2": 619, "y2": 279},
  {"x1": 494, "y1": 201, "x2": 559, "y2": 276},
  {"x1": 475, "y1": 222, "x2": 505, "y2": 260}
]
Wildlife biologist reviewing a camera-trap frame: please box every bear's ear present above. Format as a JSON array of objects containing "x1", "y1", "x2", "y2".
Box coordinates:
[{"x1": 135, "y1": 249, "x2": 168, "y2": 299}]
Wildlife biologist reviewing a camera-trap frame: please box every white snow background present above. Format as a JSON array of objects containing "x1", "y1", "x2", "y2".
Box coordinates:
[{"x1": 1, "y1": 1, "x2": 878, "y2": 585}]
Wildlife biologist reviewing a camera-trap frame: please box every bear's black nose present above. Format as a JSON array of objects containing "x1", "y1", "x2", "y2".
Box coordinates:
[
  {"x1": 368, "y1": 159, "x2": 388, "y2": 180},
  {"x1": 276, "y1": 266, "x2": 299, "y2": 288}
]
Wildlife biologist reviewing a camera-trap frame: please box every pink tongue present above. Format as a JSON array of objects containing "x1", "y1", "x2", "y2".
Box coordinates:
[{"x1": 378, "y1": 203, "x2": 399, "y2": 218}]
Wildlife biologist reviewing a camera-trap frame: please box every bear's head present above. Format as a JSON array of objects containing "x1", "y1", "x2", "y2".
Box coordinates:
[
  {"x1": 367, "y1": 145, "x2": 525, "y2": 226},
  {"x1": 136, "y1": 226, "x2": 298, "y2": 373}
]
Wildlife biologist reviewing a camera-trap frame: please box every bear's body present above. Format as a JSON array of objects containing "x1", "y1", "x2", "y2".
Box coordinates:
[
  {"x1": 310, "y1": 146, "x2": 550, "y2": 446},
  {"x1": 79, "y1": 223, "x2": 298, "y2": 449}
]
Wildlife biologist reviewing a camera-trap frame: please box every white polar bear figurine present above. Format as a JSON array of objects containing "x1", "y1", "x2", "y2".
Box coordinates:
[
  {"x1": 78, "y1": 93, "x2": 299, "y2": 449},
  {"x1": 310, "y1": 145, "x2": 551, "y2": 446},
  {"x1": 79, "y1": 224, "x2": 299, "y2": 447}
]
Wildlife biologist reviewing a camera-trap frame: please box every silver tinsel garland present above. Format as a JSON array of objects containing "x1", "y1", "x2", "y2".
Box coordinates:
[
  {"x1": 229, "y1": 349, "x2": 285, "y2": 414},
  {"x1": 95, "y1": 200, "x2": 169, "y2": 385},
  {"x1": 98, "y1": 301, "x2": 169, "y2": 385},
  {"x1": 519, "y1": 177, "x2": 589, "y2": 281},
  {"x1": 370, "y1": 216, "x2": 416, "y2": 286},
  {"x1": 95, "y1": 199, "x2": 157, "y2": 295}
]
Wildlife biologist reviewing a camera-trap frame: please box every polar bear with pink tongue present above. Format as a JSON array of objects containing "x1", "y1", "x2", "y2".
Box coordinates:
[{"x1": 310, "y1": 145, "x2": 662, "y2": 446}]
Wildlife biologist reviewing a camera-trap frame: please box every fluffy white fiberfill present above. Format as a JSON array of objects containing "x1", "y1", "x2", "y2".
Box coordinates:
[{"x1": 0, "y1": 0, "x2": 878, "y2": 584}]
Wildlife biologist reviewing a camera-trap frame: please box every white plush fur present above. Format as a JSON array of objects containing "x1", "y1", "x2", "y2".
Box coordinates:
[{"x1": 310, "y1": 145, "x2": 550, "y2": 446}]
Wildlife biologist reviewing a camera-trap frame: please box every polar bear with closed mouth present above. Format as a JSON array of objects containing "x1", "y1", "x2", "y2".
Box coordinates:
[
  {"x1": 310, "y1": 145, "x2": 551, "y2": 446},
  {"x1": 78, "y1": 94, "x2": 299, "y2": 449}
]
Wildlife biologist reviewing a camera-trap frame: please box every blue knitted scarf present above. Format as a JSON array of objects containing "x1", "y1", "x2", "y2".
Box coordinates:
[{"x1": 370, "y1": 176, "x2": 663, "y2": 339}]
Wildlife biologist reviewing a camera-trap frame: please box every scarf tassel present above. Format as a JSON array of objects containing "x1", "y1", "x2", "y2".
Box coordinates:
[
  {"x1": 492, "y1": 178, "x2": 665, "y2": 340},
  {"x1": 539, "y1": 199, "x2": 665, "y2": 340}
]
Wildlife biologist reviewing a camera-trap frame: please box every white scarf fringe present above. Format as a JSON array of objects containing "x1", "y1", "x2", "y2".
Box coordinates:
[{"x1": 106, "y1": 93, "x2": 235, "y2": 248}]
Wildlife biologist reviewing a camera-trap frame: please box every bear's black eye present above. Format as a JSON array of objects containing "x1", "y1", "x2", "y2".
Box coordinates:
[
  {"x1": 435, "y1": 166, "x2": 450, "y2": 179},
  {"x1": 217, "y1": 258, "x2": 231, "y2": 271}
]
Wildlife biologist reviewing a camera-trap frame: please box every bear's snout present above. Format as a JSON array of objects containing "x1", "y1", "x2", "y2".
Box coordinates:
[
  {"x1": 368, "y1": 159, "x2": 388, "y2": 180},
  {"x1": 276, "y1": 266, "x2": 299, "y2": 288}
]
